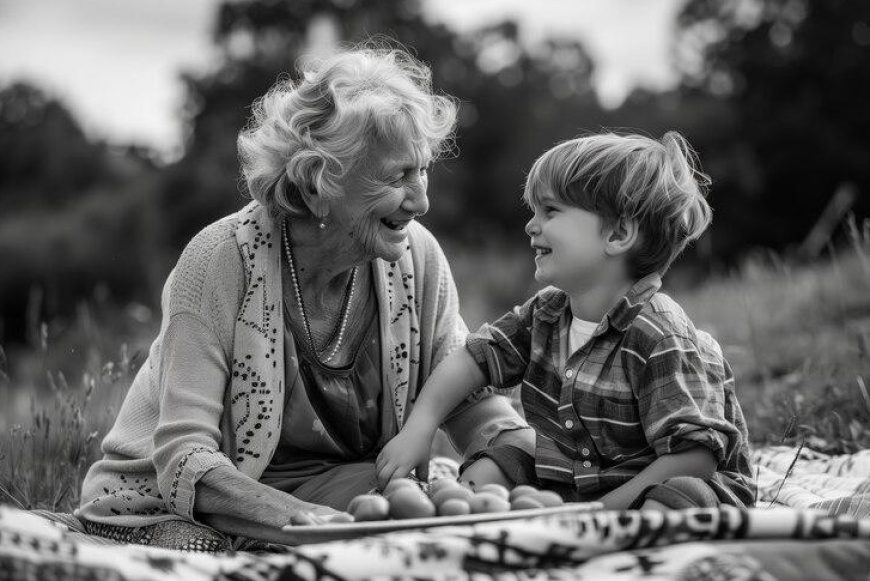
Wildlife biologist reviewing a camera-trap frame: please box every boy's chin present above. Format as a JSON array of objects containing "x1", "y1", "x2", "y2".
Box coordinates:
[{"x1": 533, "y1": 268, "x2": 552, "y2": 284}]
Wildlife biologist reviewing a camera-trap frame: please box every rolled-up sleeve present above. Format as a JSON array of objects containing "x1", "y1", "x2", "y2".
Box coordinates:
[
  {"x1": 152, "y1": 313, "x2": 235, "y2": 521},
  {"x1": 465, "y1": 296, "x2": 536, "y2": 390},
  {"x1": 637, "y1": 334, "x2": 740, "y2": 464}
]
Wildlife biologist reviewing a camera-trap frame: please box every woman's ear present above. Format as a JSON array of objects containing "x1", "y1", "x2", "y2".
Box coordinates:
[
  {"x1": 296, "y1": 182, "x2": 330, "y2": 222},
  {"x1": 604, "y1": 218, "x2": 639, "y2": 256},
  {"x1": 287, "y1": 154, "x2": 331, "y2": 221}
]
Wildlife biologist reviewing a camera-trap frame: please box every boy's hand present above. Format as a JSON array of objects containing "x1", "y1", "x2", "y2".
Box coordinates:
[{"x1": 375, "y1": 422, "x2": 437, "y2": 490}]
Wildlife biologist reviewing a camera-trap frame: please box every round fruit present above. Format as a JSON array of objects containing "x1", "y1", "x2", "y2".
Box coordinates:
[
  {"x1": 508, "y1": 485, "x2": 540, "y2": 502},
  {"x1": 346, "y1": 494, "x2": 366, "y2": 514},
  {"x1": 438, "y1": 498, "x2": 472, "y2": 516},
  {"x1": 428, "y1": 478, "x2": 461, "y2": 496},
  {"x1": 534, "y1": 490, "x2": 565, "y2": 507},
  {"x1": 476, "y1": 483, "x2": 510, "y2": 500},
  {"x1": 431, "y1": 486, "x2": 474, "y2": 507},
  {"x1": 510, "y1": 495, "x2": 545, "y2": 511},
  {"x1": 468, "y1": 492, "x2": 511, "y2": 514},
  {"x1": 388, "y1": 486, "x2": 437, "y2": 519},
  {"x1": 348, "y1": 494, "x2": 390, "y2": 522},
  {"x1": 382, "y1": 477, "x2": 420, "y2": 497}
]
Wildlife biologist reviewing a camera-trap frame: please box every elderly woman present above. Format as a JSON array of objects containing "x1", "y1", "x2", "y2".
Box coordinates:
[{"x1": 77, "y1": 46, "x2": 532, "y2": 550}]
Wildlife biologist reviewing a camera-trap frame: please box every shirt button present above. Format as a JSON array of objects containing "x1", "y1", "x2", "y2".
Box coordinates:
[
  {"x1": 564, "y1": 419, "x2": 574, "y2": 429},
  {"x1": 583, "y1": 460, "x2": 592, "y2": 468},
  {"x1": 565, "y1": 369, "x2": 574, "y2": 379},
  {"x1": 581, "y1": 447, "x2": 590, "y2": 456}
]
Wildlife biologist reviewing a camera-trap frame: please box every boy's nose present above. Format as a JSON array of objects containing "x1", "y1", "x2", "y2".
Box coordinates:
[{"x1": 525, "y1": 217, "x2": 540, "y2": 237}]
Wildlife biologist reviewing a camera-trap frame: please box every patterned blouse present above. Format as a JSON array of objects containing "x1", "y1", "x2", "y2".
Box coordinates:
[
  {"x1": 466, "y1": 274, "x2": 755, "y2": 506},
  {"x1": 260, "y1": 284, "x2": 388, "y2": 492}
]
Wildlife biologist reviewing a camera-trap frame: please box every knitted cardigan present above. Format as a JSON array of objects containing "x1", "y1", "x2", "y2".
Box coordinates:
[{"x1": 78, "y1": 201, "x2": 529, "y2": 526}]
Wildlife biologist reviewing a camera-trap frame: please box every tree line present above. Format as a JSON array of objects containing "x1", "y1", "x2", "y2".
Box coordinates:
[{"x1": 1, "y1": 0, "x2": 867, "y2": 343}]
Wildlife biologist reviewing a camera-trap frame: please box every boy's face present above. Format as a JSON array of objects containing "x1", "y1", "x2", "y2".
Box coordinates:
[{"x1": 525, "y1": 192, "x2": 610, "y2": 291}]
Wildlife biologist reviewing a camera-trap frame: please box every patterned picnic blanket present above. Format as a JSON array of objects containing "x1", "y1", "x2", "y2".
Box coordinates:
[
  {"x1": 3, "y1": 446, "x2": 870, "y2": 581},
  {"x1": 753, "y1": 445, "x2": 870, "y2": 517}
]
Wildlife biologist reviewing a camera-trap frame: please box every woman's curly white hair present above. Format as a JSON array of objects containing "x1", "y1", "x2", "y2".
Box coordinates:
[{"x1": 238, "y1": 44, "x2": 458, "y2": 217}]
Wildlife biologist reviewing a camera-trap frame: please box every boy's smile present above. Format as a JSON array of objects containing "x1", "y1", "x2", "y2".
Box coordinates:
[{"x1": 533, "y1": 245, "x2": 552, "y2": 258}]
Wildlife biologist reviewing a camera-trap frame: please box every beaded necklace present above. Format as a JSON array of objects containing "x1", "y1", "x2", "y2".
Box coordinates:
[{"x1": 281, "y1": 219, "x2": 358, "y2": 364}]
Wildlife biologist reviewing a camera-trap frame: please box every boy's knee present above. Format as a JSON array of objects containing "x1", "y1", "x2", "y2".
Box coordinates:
[{"x1": 640, "y1": 476, "x2": 719, "y2": 510}]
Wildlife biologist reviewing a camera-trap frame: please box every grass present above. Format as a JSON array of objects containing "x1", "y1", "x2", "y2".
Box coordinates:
[{"x1": 2, "y1": 219, "x2": 869, "y2": 513}]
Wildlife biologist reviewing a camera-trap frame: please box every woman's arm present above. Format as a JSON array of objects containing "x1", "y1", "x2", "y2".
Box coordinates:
[
  {"x1": 375, "y1": 347, "x2": 487, "y2": 488},
  {"x1": 597, "y1": 446, "x2": 717, "y2": 510},
  {"x1": 152, "y1": 312, "x2": 342, "y2": 537},
  {"x1": 194, "y1": 467, "x2": 339, "y2": 541}
]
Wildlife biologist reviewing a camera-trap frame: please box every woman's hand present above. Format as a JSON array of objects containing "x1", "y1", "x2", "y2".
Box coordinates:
[
  {"x1": 375, "y1": 422, "x2": 437, "y2": 490},
  {"x1": 287, "y1": 505, "x2": 351, "y2": 526}
]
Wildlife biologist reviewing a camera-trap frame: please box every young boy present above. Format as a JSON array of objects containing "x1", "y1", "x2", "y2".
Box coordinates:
[{"x1": 376, "y1": 132, "x2": 755, "y2": 510}]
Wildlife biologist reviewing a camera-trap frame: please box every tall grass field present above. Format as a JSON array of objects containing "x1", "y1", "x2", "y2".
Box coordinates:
[{"x1": 2, "y1": 220, "x2": 869, "y2": 514}]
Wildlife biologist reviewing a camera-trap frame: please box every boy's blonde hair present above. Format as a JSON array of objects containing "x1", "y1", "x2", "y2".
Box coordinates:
[{"x1": 524, "y1": 131, "x2": 712, "y2": 278}]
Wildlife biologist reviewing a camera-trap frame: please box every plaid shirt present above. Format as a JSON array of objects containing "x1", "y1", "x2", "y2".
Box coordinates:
[{"x1": 466, "y1": 274, "x2": 755, "y2": 506}]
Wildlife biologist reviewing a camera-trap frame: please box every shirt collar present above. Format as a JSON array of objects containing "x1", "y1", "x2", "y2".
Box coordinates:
[
  {"x1": 533, "y1": 273, "x2": 662, "y2": 330},
  {"x1": 604, "y1": 272, "x2": 662, "y2": 332},
  {"x1": 534, "y1": 288, "x2": 570, "y2": 324}
]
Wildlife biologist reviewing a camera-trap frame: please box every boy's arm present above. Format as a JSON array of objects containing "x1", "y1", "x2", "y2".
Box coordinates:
[
  {"x1": 376, "y1": 347, "x2": 487, "y2": 489},
  {"x1": 597, "y1": 445, "x2": 717, "y2": 510}
]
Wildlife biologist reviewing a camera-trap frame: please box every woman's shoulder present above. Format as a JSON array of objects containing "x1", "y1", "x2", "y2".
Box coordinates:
[
  {"x1": 168, "y1": 211, "x2": 246, "y2": 318},
  {"x1": 176, "y1": 214, "x2": 243, "y2": 276}
]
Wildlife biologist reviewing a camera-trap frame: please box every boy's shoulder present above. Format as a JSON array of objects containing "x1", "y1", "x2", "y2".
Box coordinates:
[{"x1": 623, "y1": 292, "x2": 710, "y2": 352}]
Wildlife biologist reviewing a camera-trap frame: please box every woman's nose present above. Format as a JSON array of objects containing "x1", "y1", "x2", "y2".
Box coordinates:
[{"x1": 402, "y1": 181, "x2": 429, "y2": 216}]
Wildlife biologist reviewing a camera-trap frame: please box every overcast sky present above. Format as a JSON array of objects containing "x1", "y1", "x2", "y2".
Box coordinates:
[{"x1": 0, "y1": 0, "x2": 685, "y2": 156}]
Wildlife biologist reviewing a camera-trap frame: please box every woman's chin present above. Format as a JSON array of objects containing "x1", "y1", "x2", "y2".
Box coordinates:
[{"x1": 375, "y1": 241, "x2": 408, "y2": 263}]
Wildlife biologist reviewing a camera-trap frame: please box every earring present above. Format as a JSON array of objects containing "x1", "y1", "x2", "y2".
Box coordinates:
[{"x1": 318, "y1": 220, "x2": 326, "y2": 230}]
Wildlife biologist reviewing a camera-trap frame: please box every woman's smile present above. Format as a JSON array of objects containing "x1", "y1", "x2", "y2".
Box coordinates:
[{"x1": 381, "y1": 217, "x2": 412, "y2": 231}]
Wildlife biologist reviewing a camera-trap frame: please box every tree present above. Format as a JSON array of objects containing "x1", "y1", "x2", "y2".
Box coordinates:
[
  {"x1": 675, "y1": 0, "x2": 870, "y2": 255},
  {"x1": 0, "y1": 82, "x2": 161, "y2": 343},
  {"x1": 0, "y1": 83, "x2": 106, "y2": 208}
]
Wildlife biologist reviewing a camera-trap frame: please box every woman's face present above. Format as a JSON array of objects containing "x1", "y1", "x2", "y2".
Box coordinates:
[{"x1": 328, "y1": 137, "x2": 432, "y2": 263}]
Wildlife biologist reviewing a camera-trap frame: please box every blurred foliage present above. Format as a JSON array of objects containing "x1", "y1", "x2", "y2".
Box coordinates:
[
  {"x1": 676, "y1": 0, "x2": 870, "y2": 256},
  {"x1": 1, "y1": 0, "x2": 869, "y2": 343},
  {"x1": 0, "y1": 83, "x2": 165, "y2": 343}
]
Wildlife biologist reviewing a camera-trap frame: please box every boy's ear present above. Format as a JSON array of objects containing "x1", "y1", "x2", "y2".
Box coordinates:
[{"x1": 604, "y1": 218, "x2": 639, "y2": 256}]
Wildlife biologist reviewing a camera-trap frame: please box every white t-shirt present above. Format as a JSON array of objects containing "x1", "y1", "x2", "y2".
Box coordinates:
[{"x1": 568, "y1": 316, "x2": 598, "y2": 355}]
